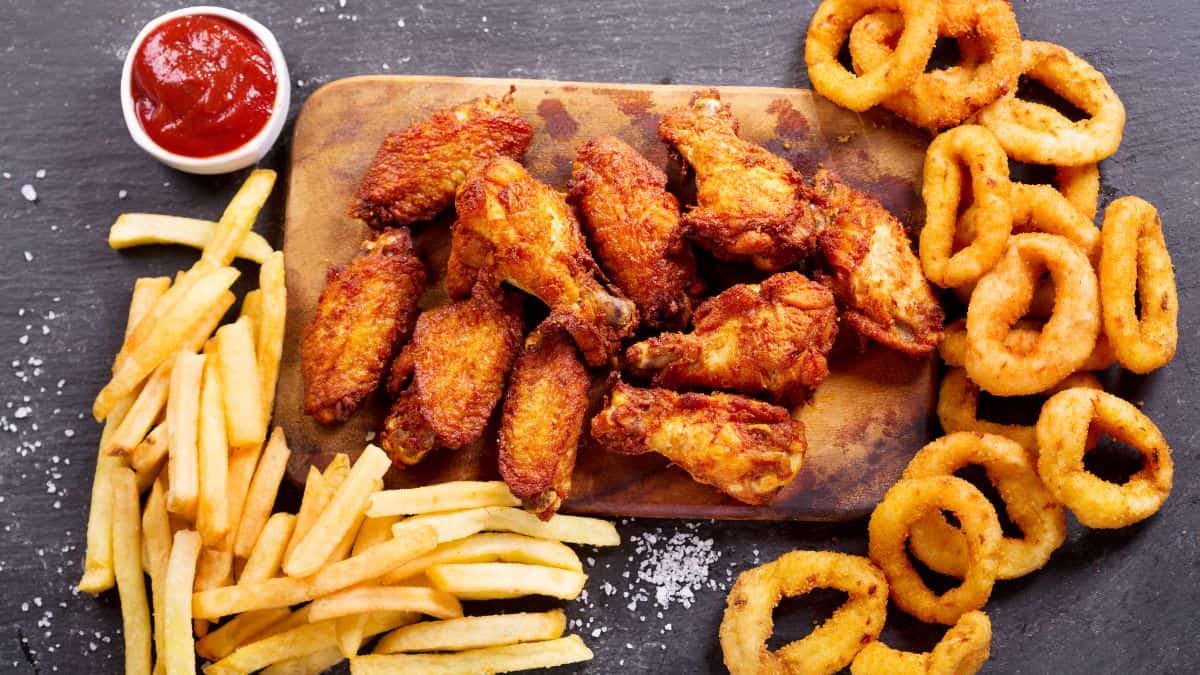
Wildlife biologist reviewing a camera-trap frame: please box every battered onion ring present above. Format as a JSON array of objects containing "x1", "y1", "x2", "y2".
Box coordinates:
[
  {"x1": 939, "y1": 319, "x2": 1115, "y2": 372},
  {"x1": 1099, "y1": 196, "x2": 1178, "y2": 373},
  {"x1": 936, "y1": 367, "x2": 1101, "y2": 457},
  {"x1": 848, "y1": 0, "x2": 1022, "y2": 129},
  {"x1": 850, "y1": 610, "x2": 992, "y2": 675},
  {"x1": 920, "y1": 125, "x2": 1012, "y2": 288},
  {"x1": 719, "y1": 550, "x2": 888, "y2": 675},
  {"x1": 964, "y1": 233, "x2": 1100, "y2": 396},
  {"x1": 956, "y1": 183, "x2": 1100, "y2": 261},
  {"x1": 1055, "y1": 164, "x2": 1100, "y2": 222},
  {"x1": 805, "y1": 0, "x2": 937, "y2": 112},
  {"x1": 903, "y1": 432, "x2": 1066, "y2": 580},
  {"x1": 976, "y1": 41, "x2": 1126, "y2": 165},
  {"x1": 868, "y1": 476, "x2": 1000, "y2": 625},
  {"x1": 1036, "y1": 388, "x2": 1174, "y2": 529}
]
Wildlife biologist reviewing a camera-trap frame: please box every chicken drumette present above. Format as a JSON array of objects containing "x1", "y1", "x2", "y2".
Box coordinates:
[
  {"x1": 625, "y1": 271, "x2": 838, "y2": 406},
  {"x1": 448, "y1": 157, "x2": 637, "y2": 366}
]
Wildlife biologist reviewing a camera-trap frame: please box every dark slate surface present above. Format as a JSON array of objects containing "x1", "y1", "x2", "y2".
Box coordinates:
[{"x1": 1, "y1": 1, "x2": 1197, "y2": 673}]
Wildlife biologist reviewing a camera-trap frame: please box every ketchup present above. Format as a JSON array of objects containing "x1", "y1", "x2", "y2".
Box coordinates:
[{"x1": 131, "y1": 15, "x2": 277, "y2": 158}]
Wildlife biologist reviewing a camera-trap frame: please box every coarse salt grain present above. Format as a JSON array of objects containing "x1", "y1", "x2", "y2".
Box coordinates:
[{"x1": 21, "y1": 184, "x2": 37, "y2": 201}]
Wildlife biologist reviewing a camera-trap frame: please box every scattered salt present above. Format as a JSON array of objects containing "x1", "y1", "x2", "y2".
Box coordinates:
[
  {"x1": 24, "y1": 251, "x2": 33, "y2": 262},
  {"x1": 118, "y1": 189, "x2": 127, "y2": 199},
  {"x1": 21, "y1": 184, "x2": 37, "y2": 201},
  {"x1": 35, "y1": 169, "x2": 46, "y2": 178}
]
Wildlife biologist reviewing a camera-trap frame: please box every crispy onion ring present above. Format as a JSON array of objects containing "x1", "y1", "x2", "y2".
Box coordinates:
[
  {"x1": 920, "y1": 125, "x2": 1012, "y2": 288},
  {"x1": 720, "y1": 550, "x2": 888, "y2": 675},
  {"x1": 955, "y1": 182, "x2": 1100, "y2": 262},
  {"x1": 805, "y1": 0, "x2": 937, "y2": 112},
  {"x1": 850, "y1": 610, "x2": 992, "y2": 675},
  {"x1": 939, "y1": 319, "x2": 1115, "y2": 372},
  {"x1": 1099, "y1": 196, "x2": 1178, "y2": 373},
  {"x1": 1055, "y1": 164, "x2": 1100, "y2": 222},
  {"x1": 976, "y1": 41, "x2": 1126, "y2": 165},
  {"x1": 868, "y1": 476, "x2": 1000, "y2": 624},
  {"x1": 1036, "y1": 388, "x2": 1174, "y2": 529},
  {"x1": 937, "y1": 367, "x2": 1101, "y2": 458},
  {"x1": 903, "y1": 432, "x2": 1066, "y2": 580},
  {"x1": 965, "y1": 233, "x2": 1100, "y2": 396},
  {"x1": 848, "y1": 0, "x2": 1022, "y2": 129}
]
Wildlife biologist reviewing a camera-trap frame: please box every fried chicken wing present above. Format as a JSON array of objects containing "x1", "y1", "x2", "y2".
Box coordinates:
[
  {"x1": 407, "y1": 279, "x2": 525, "y2": 448},
  {"x1": 625, "y1": 271, "x2": 838, "y2": 405},
  {"x1": 301, "y1": 228, "x2": 426, "y2": 425},
  {"x1": 590, "y1": 381, "x2": 807, "y2": 505},
  {"x1": 449, "y1": 158, "x2": 637, "y2": 366},
  {"x1": 569, "y1": 136, "x2": 702, "y2": 330},
  {"x1": 350, "y1": 91, "x2": 535, "y2": 229},
  {"x1": 379, "y1": 386, "x2": 439, "y2": 466},
  {"x1": 658, "y1": 89, "x2": 817, "y2": 271},
  {"x1": 498, "y1": 327, "x2": 589, "y2": 519},
  {"x1": 810, "y1": 168, "x2": 944, "y2": 355}
]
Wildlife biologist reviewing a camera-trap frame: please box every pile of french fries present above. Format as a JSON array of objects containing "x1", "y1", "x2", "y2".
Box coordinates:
[{"x1": 81, "y1": 170, "x2": 618, "y2": 673}]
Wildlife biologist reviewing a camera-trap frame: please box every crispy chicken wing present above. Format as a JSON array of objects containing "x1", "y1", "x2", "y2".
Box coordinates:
[
  {"x1": 498, "y1": 327, "x2": 589, "y2": 519},
  {"x1": 659, "y1": 89, "x2": 817, "y2": 271},
  {"x1": 810, "y1": 168, "x2": 943, "y2": 355},
  {"x1": 590, "y1": 381, "x2": 807, "y2": 505},
  {"x1": 625, "y1": 271, "x2": 838, "y2": 406},
  {"x1": 569, "y1": 136, "x2": 702, "y2": 330},
  {"x1": 449, "y1": 158, "x2": 637, "y2": 366},
  {"x1": 379, "y1": 386, "x2": 439, "y2": 466},
  {"x1": 350, "y1": 91, "x2": 535, "y2": 229},
  {"x1": 407, "y1": 279, "x2": 525, "y2": 448},
  {"x1": 301, "y1": 228, "x2": 426, "y2": 425}
]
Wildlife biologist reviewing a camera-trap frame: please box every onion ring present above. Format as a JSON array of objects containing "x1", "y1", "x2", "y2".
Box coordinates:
[
  {"x1": 903, "y1": 432, "x2": 1066, "y2": 580},
  {"x1": 1055, "y1": 164, "x2": 1100, "y2": 222},
  {"x1": 1036, "y1": 388, "x2": 1174, "y2": 529},
  {"x1": 850, "y1": 610, "x2": 991, "y2": 675},
  {"x1": 920, "y1": 125, "x2": 1012, "y2": 288},
  {"x1": 805, "y1": 0, "x2": 937, "y2": 112},
  {"x1": 868, "y1": 476, "x2": 1001, "y2": 624},
  {"x1": 849, "y1": 0, "x2": 1022, "y2": 129},
  {"x1": 976, "y1": 41, "x2": 1126, "y2": 165},
  {"x1": 965, "y1": 233, "x2": 1100, "y2": 396},
  {"x1": 719, "y1": 550, "x2": 888, "y2": 675},
  {"x1": 1099, "y1": 196, "x2": 1178, "y2": 373},
  {"x1": 939, "y1": 319, "x2": 1114, "y2": 372}
]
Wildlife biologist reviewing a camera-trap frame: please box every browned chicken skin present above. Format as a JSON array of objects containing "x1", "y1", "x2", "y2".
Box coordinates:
[
  {"x1": 590, "y1": 381, "x2": 807, "y2": 505},
  {"x1": 625, "y1": 272, "x2": 838, "y2": 406},
  {"x1": 569, "y1": 136, "x2": 702, "y2": 330},
  {"x1": 448, "y1": 158, "x2": 637, "y2": 366},
  {"x1": 350, "y1": 91, "x2": 534, "y2": 229},
  {"x1": 379, "y1": 386, "x2": 438, "y2": 466},
  {"x1": 498, "y1": 327, "x2": 590, "y2": 519},
  {"x1": 659, "y1": 89, "x2": 817, "y2": 271},
  {"x1": 810, "y1": 168, "x2": 944, "y2": 355},
  {"x1": 301, "y1": 228, "x2": 426, "y2": 425}
]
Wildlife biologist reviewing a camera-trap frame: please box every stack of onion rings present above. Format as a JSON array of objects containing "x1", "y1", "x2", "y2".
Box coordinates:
[
  {"x1": 939, "y1": 319, "x2": 1115, "y2": 373},
  {"x1": 850, "y1": 610, "x2": 992, "y2": 675}
]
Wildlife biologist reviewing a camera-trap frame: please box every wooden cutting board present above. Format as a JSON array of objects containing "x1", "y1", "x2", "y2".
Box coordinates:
[{"x1": 278, "y1": 75, "x2": 935, "y2": 521}]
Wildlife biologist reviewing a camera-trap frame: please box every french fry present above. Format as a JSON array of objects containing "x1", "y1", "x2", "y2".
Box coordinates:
[
  {"x1": 201, "y1": 169, "x2": 276, "y2": 269},
  {"x1": 484, "y1": 507, "x2": 621, "y2": 546},
  {"x1": 367, "y1": 481, "x2": 520, "y2": 517},
  {"x1": 233, "y1": 427, "x2": 291, "y2": 557},
  {"x1": 284, "y1": 467, "x2": 330, "y2": 562},
  {"x1": 225, "y1": 439, "x2": 265, "y2": 551},
  {"x1": 335, "y1": 515, "x2": 403, "y2": 657},
  {"x1": 195, "y1": 607, "x2": 291, "y2": 661},
  {"x1": 79, "y1": 405, "x2": 131, "y2": 594},
  {"x1": 241, "y1": 512, "x2": 296, "y2": 583},
  {"x1": 308, "y1": 586, "x2": 463, "y2": 623},
  {"x1": 111, "y1": 467, "x2": 152, "y2": 674},
  {"x1": 256, "y1": 251, "x2": 286, "y2": 419},
  {"x1": 426, "y1": 562, "x2": 587, "y2": 600},
  {"x1": 109, "y1": 213, "x2": 274, "y2": 263},
  {"x1": 240, "y1": 289, "x2": 263, "y2": 342},
  {"x1": 142, "y1": 476, "x2": 173, "y2": 577},
  {"x1": 327, "y1": 506, "x2": 368, "y2": 567},
  {"x1": 283, "y1": 445, "x2": 390, "y2": 578},
  {"x1": 129, "y1": 277, "x2": 173, "y2": 327},
  {"x1": 130, "y1": 422, "x2": 168, "y2": 475},
  {"x1": 389, "y1": 508, "x2": 490, "y2": 546},
  {"x1": 197, "y1": 358, "x2": 230, "y2": 548},
  {"x1": 379, "y1": 533, "x2": 582, "y2": 585},
  {"x1": 374, "y1": 610, "x2": 566, "y2": 654},
  {"x1": 351, "y1": 635, "x2": 594, "y2": 674},
  {"x1": 309, "y1": 524, "x2": 437, "y2": 598},
  {"x1": 262, "y1": 645, "x2": 345, "y2": 675},
  {"x1": 322, "y1": 453, "x2": 352, "y2": 485},
  {"x1": 166, "y1": 351, "x2": 206, "y2": 521},
  {"x1": 164, "y1": 530, "x2": 202, "y2": 675},
  {"x1": 216, "y1": 317, "x2": 267, "y2": 447},
  {"x1": 192, "y1": 575, "x2": 314, "y2": 619},
  {"x1": 195, "y1": 548, "x2": 234, "y2": 591}
]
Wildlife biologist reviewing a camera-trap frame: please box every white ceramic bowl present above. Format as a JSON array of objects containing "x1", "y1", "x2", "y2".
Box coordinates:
[{"x1": 120, "y1": 6, "x2": 290, "y2": 175}]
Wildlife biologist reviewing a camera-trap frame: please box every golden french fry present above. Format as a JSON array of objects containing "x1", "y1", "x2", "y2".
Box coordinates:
[
  {"x1": 233, "y1": 427, "x2": 291, "y2": 557},
  {"x1": 309, "y1": 524, "x2": 437, "y2": 598},
  {"x1": 353, "y1": 516, "x2": 402, "y2": 555},
  {"x1": 194, "y1": 548, "x2": 234, "y2": 592},
  {"x1": 484, "y1": 507, "x2": 621, "y2": 546},
  {"x1": 225, "y1": 439, "x2": 265, "y2": 551},
  {"x1": 192, "y1": 575, "x2": 314, "y2": 619},
  {"x1": 131, "y1": 422, "x2": 169, "y2": 475},
  {"x1": 79, "y1": 398, "x2": 132, "y2": 594},
  {"x1": 195, "y1": 607, "x2": 291, "y2": 662},
  {"x1": 334, "y1": 515, "x2": 402, "y2": 658},
  {"x1": 284, "y1": 467, "x2": 331, "y2": 562},
  {"x1": 262, "y1": 645, "x2": 344, "y2": 675},
  {"x1": 111, "y1": 467, "x2": 152, "y2": 674},
  {"x1": 129, "y1": 277, "x2": 173, "y2": 328},
  {"x1": 352, "y1": 635, "x2": 594, "y2": 674},
  {"x1": 197, "y1": 358, "x2": 230, "y2": 548},
  {"x1": 367, "y1": 481, "x2": 520, "y2": 518},
  {"x1": 379, "y1": 533, "x2": 582, "y2": 585},
  {"x1": 241, "y1": 512, "x2": 296, "y2": 583},
  {"x1": 109, "y1": 213, "x2": 274, "y2": 263},
  {"x1": 166, "y1": 351, "x2": 206, "y2": 521},
  {"x1": 283, "y1": 446, "x2": 390, "y2": 578},
  {"x1": 165, "y1": 530, "x2": 202, "y2": 675},
  {"x1": 308, "y1": 586, "x2": 463, "y2": 623},
  {"x1": 426, "y1": 562, "x2": 587, "y2": 600},
  {"x1": 390, "y1": 508, "x2": 490, "y2": 546},
  {"x1": 374, "y1": 609, "x2": 566, "y2": 654},
  {"x1": 240, "y1": 289, "x2": 263, "y2": 341},
  {"x1": 257, "y1": 251, "x2": 286, "y2": 420},
  {"x1": 216, "y1": 317, "x2": 267, "y2": 447},
  {"x1": 201, "y1": 169, "x2": 276, "y2": 269},
  {"x1": 142, "y1": 476, "x2": 172, "y2": 577}
]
